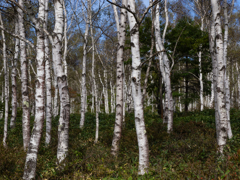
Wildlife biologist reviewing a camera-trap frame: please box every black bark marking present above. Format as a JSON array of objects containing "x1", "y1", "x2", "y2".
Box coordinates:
[{"x1": 132, "y1": 77, "x2": 136, "y2": 82}]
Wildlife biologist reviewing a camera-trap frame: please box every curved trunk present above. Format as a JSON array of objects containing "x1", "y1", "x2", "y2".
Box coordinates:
[{"x1": 155, "y1": 3, "x2": 173, "y2": 133}]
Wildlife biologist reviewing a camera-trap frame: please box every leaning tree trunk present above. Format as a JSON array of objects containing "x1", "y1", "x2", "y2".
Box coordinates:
[
  {"x1": 211, "y1": 0, "x2": 228, "y2": 154},
  {"x1": 18, "y1": 0, "x2": 30, "y2": 151},
  {"x1": 23, "y1": 0, "x2": 46, "y2": 178},
  {"x1": 128, "y1": 0, "x2": 149, "y2": 175},
  {"x1": 52, "y1": 0, "x2": 70, "y2": 165},
  {"x1": 1, "y1": 12, "x2": 9, "y2": 148},
  {"x1": 155, "y1": 2, "x2": 173, "y2": 133},
  {"x1": 44, "y1": 0, "x2": 52, "y2": 146},
  {"x1": 10, "y1": 19, "x2": 19, "y2": 129},
  {"x1": 111, "y1": 0, "x2": 127, "y2": 156},
  {"x1": 80, "y1": 0, "x2": 90, "y2": 128}
]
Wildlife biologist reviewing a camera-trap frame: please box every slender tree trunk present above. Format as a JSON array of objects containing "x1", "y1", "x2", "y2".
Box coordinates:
[
  {"x1": 23, "y1": 0, "x2": 45, "y2": 178},
  {"x1": 142, "y1": 0, "x2": 154, "y2": 101},
  {"x1": 155, "y1": 3, "x2": 173, "y2": 132},
  {"x1": 223, "y1": 0, "x2": 233, "y2": 139},
  {"x1": 111, "y1": 0, "x2": 127, "y2": 156},
  {"x1": 52, "y1": 0, "x2": 70, "y2": 165},
  {"x1": 18, "y1": 0, "x2": 30, "y2": 151},
  {"x1": 80, "y1": 0, "x2": 90, "y2": 128},
  {"x1": 10, "y1": 20, "x2": 19, "y2": 129},
  {"x1": 104, "y1": 69, "x2": 109, "y2": 114},
  {"x1": 128, "y1": 0, "x2": 149, "y2": 174},
  {"x1": 209, "y1": 17, "x2": 220, "y2": 142},
  {"x1": 44, "y1": 0, "x2": 52, "y2": 146},
  {"x1": 211, "y1": 0, "x2": 228, "y2": 153},
  {"x1": 89, "y1": 6, "x2": 99, "y2": 143},
  {"x1": 199, "y1": 18, "x2": 204, "y2": 111},
  {"x1": 53, "y1": 75, "x2": 59, "y2": 117},
  {"x1": 1, "y1": 12, "x2": 9, "y2": 147}
]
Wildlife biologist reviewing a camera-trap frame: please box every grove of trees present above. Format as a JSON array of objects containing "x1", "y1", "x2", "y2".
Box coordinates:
[{"x1": 0, "y1": 0, "x2": 240, "y2": 179}]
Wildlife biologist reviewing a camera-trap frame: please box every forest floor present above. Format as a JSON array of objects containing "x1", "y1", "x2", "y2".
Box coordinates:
[{"x1": 1, "y1": 109, "x2": 240, "y2": 179}]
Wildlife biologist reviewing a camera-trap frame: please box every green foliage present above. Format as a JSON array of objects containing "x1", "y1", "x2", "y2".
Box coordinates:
[{"x1": 1, "y1": 110, "x2": 240, "y2": 179}]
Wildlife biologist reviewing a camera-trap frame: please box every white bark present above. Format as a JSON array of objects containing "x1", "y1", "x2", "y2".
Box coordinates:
[
  {"x1": 223, "y1": 0, "x2": 233, "y2": 139},
  {"x1": 89, "y1": 6, "x2": 99, "y2": 143},
  {"x1": 211, "y1": 0, "x2": 228, "y2": 153},
  {"x1": 63, "y1": 0, "x2": 68, "y2": 76},
  {"x1": 44, "y1": 0, "x2": 52, "y2": 146},
  {"x1": 111, "y1": 0, "x2": 127, "y2": 156},
  {"x1": 10, "y1": 19, "x2": 19, "y2": 129},
  {"x1": 53, "y1": 75, "x2": 59, "y2": 117},
  {"x1": 128, "y1": 0, "x2": 149, "y2": 174},
  {"x1": 162, "y1": 0, "x2": 168, "y2": 43},
  {"x1": 18, "y1": 0, "x2": 30, "y2": 151},
  {"x1": 80, "y1": 0, "x2": 90, "y2": 128},
  {"x1": 52, "y1": 0, "x2": 70, "y2": 165},
  {"x1": 155, "y1": 3, "x2": 173, "y2": 133},
  {"x1": 23, "y1": 0, "x2": 45, "y2": 178},
  {"x1": 1, "y1": 12, "x2": 9, "y2": 148},
  {"x1": 142, "y1": 0, "x2": 154, "y2": 101},
  {"x1": 104, "y1": 69, "x2": 109, "y2": 114},
  {"x1": 199, "y1": 18, "x2": 204, "y2": 111}
]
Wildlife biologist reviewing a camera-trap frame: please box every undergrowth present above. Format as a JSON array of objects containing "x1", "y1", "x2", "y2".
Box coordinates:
[{"x1": 0, "y1": 109, "x2": 240, "y2": 179}]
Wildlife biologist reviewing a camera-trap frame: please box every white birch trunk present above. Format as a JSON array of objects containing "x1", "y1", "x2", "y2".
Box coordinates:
[
  {"x1": 199, "y1": 18, "x2": 204, "y2": 111},
  {"x1": 52, "y1": 0, "x2": 70, "y2": 165},
  {"x1": 128, "y1": 0, "x2": 149, "y2": 174},
  {"x1": 111, "y1": 0, "x2": 127, "y2": 156},
  {"x1": 44, "y1": 0, "x2": 52, "y2": 146},
  {"x1": 53, "y1": 75, "x2": 59, "y2": 117},
  {"x1": 80, "y1": 0, "x2": 90, "y2": 128},
  {"x1": 142, "y1": 0, "x2": 154, "y2": 101},
  {"x1": 23, "y1": 0, "x2": 45, "y2": 178},
  {"x1": 89, "y1": 7, "x2": 99, "y2": 143},
  {"x1": 155, "y1": 3, "x2": 173, "y2": 133},
  {"x1": 18, "y1": 0, "x2": 30, "y2": 151},
  {"x1": 210, "y1": 72, "x2": 214, "y2": 108},
  {"x1": 223, "y1": 0, "x2": 233, "y2": 139},
  {"x1": 104, "y1": 69, "x2": 109, "y2": 114},
  {"x1": 1, "y1": 12, "x2": 9, "y2": 148},
  {"x1": 10, "y1": 20, "x2": 19, "y2": 129},
  {"x1": 211, "y1": 0, "x2": 228, "y2": 153}
]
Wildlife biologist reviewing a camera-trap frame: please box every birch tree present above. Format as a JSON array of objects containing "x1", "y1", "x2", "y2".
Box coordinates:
[
  {"x1": 44, "y1": 0, "x2": 52, "y2": 146},
  {"x1": 10, "y1": 19, "x2": 19, "y2": 129},
  {"x1": 155, "y1": 1, "x2": 174, "y2": 133},
  {"x1": 1, "y1": 11, "x2": 9, "y2": 148},
  {"x1": 52, "y1": 0, "x2": 70, "y2": 165},
  {"x1": 23, "y1": 0, "x2": 46, "y2": 178},
  {"x1": 211, "y1": 0, "x2": 228, "y2": 153},
  {"x1": 18, "y1": 0, "x2": 30, "y2": 151},
  {"x1": 128, "y1": 0, "x2": 149, "y2": 174},
  {"x1": 223, "y1": 0, "x2": 234, "y2": 139},
  {"x1": 111, "y1": 0, "x2": 127, "y2": 156},
  {"x1": 80, "y1": 0, "x2": 90, "y2": 128}
]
